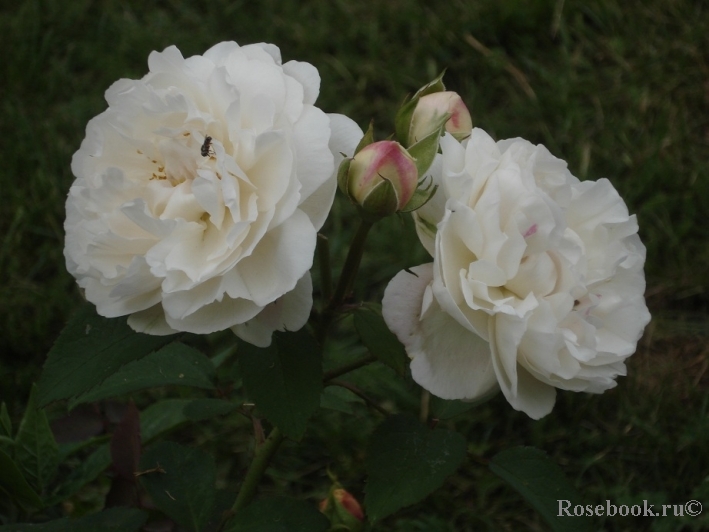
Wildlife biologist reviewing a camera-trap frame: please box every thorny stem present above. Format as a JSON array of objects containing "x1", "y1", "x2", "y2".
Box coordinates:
[{"x1": 221, "y1": 426, "x2": 285, "y2": 527}]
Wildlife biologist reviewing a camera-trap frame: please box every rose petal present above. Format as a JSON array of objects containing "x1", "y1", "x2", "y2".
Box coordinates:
[
  {"x1": 231, "y1": 272, "x2": 313, "y2": 347},
  {"x1": 383, "y1": 264, "x2": 498, "y2": 401},
  {"x1": 127, "y1": 304, "x2": 179, "y2": 336},
  {"x1": 237, "y1": 208, "x2": 316, "y2": 307},
  {"x1": 283, "y1": 60, "x2": 321, "y2": 105}
]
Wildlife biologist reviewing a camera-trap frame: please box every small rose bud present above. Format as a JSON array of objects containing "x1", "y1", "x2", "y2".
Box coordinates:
[
  {"x1": 408, "y1": 91, "x2": 472, "y2": 145},
  {"x1": 345, "y1": 140, "x2": 418, "y2": 218},
  {"x1": 319, "y1": 487, "x2": 364, "y2": 531}
]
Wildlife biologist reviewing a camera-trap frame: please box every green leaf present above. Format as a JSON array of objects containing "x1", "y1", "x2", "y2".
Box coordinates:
[
  {"x1": 47, "y1": 444, "x2": 110, "y2": 506},
  {"x1": 203, "y1": 489, "x2": 238, "y2": 532},
  {"x1": 58, "y1": 435, "x2": 106, "y2": 463},
  {"x1": 224, "y1": 497, "x2": 330, "y2": 532},
  {"x1": 15, "y1": 384, "x2": 58, "y2": 493},
  {"x1": 0, "y1": 448, "x2": 43, "y2": 508},
  {"x1": 69, "y1": 342, "x2": 215, "y2": 408},
  {"x1": 0, "y1": 435, "x2": 14, "y2": 457},
  {"x1": 429, "y1": 397, "x2": 476, "y2": 420},
  {"x1": 38, "y1": 303, "x2": 176, "y2": 406},
  {"x1": 238, "y1": 329, "x2": 322, "y2": 440},
  {"x1": 140, "y1": 399, "x2": 193, "y2": 442},
  {"x1": 49, "y1": 398, "x2": 210, "y2": 507},
  {"x1": 138, "y1": 441, "x2": 216, "y2": 532},
  {"x1": 489, "y1": 447, "x2": 592, "y2": 532},
  {"x1": 69, "y1": 507, "x2": 147, "y2": 531},
  {"x1": 430, "y1": 387, "x2": 498, "y2": 420},
  {"x1": 0, "y1": 402, "x2": 11, "y2": 438},
  {"x1": 49, "y1": 397, "x2": 230, "y2": 507},
  {"x1": 364, "y1": 415, "x2": 466, "y2": 522},
  {"x1": 210, "y1": 342, "x2": 238, "y2": 369},
  {"x1": 0, "y1": 507, "x2": 147, "y2": 531},
  {"x1": 182, "y1": 398, "x2": 238, "y2": 421},
  {"x1": 0, "y1": 404, "x2": 12, "y2": 458},
  {"x1": 353, "y1": 305, "x2": 409, "y2": 376},
  {"x1": 320, "y1": 385, "x2": 365, "y2": 415}
]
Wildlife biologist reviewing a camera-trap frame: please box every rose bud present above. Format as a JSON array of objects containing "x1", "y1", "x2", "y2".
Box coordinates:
[
  {"x1": 319, "y1": 487, "x2": 364, "y2": 531},
  {"x1": 408, "y1": 91, "x2": 472, "y2": 145},
  {"x1": 339, "y1": 140, "x2": 418, "y2": 219}
]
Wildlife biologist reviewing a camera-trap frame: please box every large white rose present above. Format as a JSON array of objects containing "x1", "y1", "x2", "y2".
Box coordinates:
[
  {"x1": 65, "y1": 42, "x2": 362, "y2": 346},
  {"x1": 383, "y1": 128, "x2": 651, "y2": 419}
]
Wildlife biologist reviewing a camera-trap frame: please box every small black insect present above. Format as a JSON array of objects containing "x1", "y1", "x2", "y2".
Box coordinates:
[{"x1": 201, "y1": 136, "x2": 213, "y2": 157}]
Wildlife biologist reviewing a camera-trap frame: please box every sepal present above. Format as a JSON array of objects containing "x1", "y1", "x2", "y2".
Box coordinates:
[
  {"x1": 401, "y1": 176, "x2": 439, "y2": 213},
  {"x1": 395, "y1": 71, "x2": 447, "y2": 146}
]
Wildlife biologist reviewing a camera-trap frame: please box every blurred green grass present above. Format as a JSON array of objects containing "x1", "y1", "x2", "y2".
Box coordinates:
[{"x1": 0, "y1": 0, "x2": 707, "y2": 530}]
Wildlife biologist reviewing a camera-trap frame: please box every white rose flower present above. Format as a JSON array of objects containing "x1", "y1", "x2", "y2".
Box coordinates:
[
  {"x1": 65, "y1": 42, "x2": 362, "y2": 346},
  {"x1": 383, "y1": 128, "x2": 651, "y2": 419}
]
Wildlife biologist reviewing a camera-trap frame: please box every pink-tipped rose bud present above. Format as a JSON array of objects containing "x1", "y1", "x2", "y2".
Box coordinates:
[
  {"x1": 409, "y1": 91, "x2": 472, "y2": 145},
  {"x1": 319, "y1": 487, "x2": 364, "y2": 531},
  {"x1": 346, "y1": 140, "x2": 418, "y2": 218}
]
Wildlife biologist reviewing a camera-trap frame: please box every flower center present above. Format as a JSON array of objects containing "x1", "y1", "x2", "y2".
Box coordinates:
[{"x1": 505, "y1": 251, "x2": 558, "y2": 300}]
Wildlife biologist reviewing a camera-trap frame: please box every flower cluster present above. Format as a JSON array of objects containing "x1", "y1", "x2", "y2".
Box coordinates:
[
  {"x1": 64, "y1": 42, "x2": 361, "y2": 346},
  {"x1": 65, "y1": 42, "x2": 649, "y2": 418}
]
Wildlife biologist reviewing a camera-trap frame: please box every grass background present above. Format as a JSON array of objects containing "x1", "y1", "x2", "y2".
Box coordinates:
[{"x1": 0, "y1": 0, "x2": 707, "y2": 530}]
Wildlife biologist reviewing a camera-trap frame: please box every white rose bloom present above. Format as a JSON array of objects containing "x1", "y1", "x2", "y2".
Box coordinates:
[
  {"x1": 383, "y1": 128, "x2": 651, "y2": 419},
  {"x1": 65, "y1": 42, "x2": 362, "y2": 346}
]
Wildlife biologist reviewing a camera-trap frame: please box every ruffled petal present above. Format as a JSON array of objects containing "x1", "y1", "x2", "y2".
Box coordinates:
[
  {"x1": 490, "y1": 313, "x2": 556, "y2": 419},
  {"x1": 383, "y1": 264, "x2": 498, "y2": 401},
  {"x1": 237, "y1": 209, "x2": 316, "y2": 307},
  {"x1": 231, "y1": 272, "x2": 313, "y2": 347}
]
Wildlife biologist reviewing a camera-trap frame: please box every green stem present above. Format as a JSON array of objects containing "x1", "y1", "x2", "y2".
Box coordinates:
[
  {"x1": 221, "y1": 219, "x2": 375, "y2": 529},
  {"x1": 322, "y1": 219, "x2": 373, "y2": 331},
  {"x1": 317, "y1": 233, "x2": 333, "y2": 302},
  {"x1": 229, "y1": 427, "x2": 285, "y2": 515},
  {"x1": 329, "y1": 380, "x2": 389, "y2": 416},
  {"x1": 323, "y1": 353, "x2": 378, "y2": 382}
]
